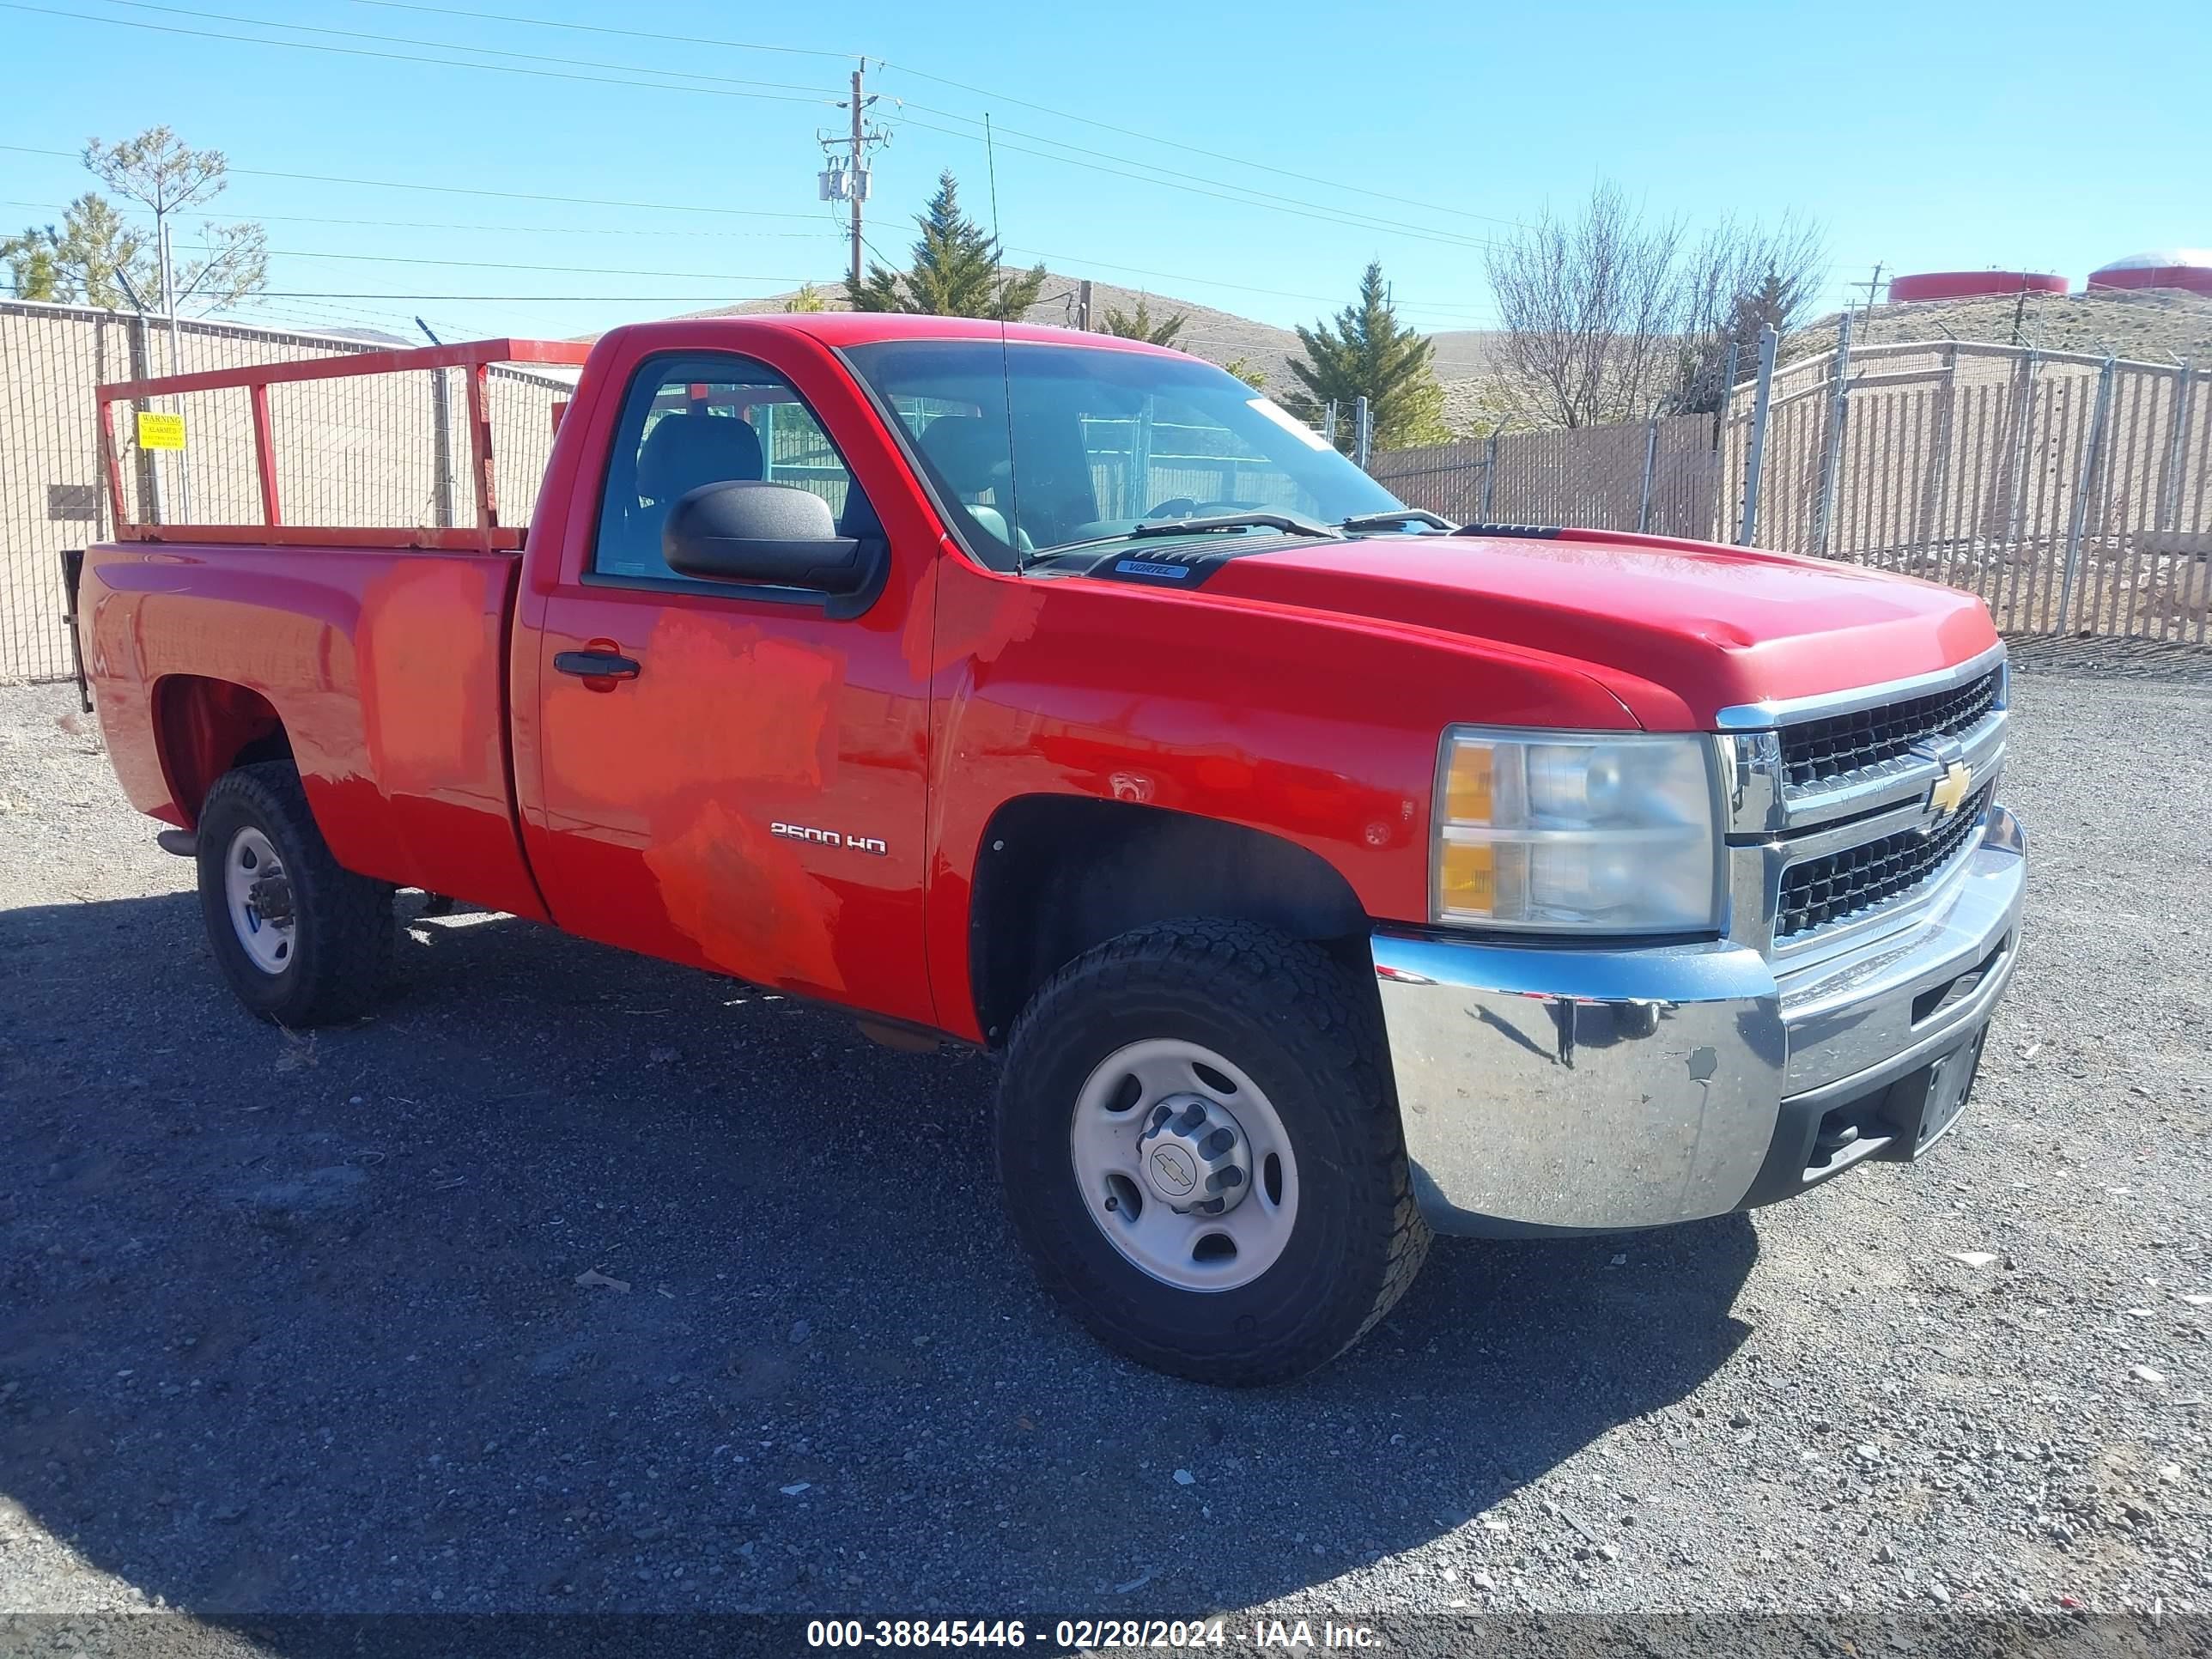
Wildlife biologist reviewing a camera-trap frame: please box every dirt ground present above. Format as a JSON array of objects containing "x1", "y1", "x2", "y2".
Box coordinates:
[{"x1": 1, "y1": 649, "x2": 2208, "y2": 1652}]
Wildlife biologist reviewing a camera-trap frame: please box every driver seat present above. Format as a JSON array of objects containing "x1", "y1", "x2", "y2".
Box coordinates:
[
  {"x1": 918, "y1": 415, "x2": 1032, "y2": 556},
  {"x1": 636, "y1": 412, "x2": 765, "y2": 507}
]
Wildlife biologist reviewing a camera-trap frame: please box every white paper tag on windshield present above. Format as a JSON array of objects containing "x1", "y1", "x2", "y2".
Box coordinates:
[{"x1": 1247, "y1": 396, "x2": 1333, "y2": 452}]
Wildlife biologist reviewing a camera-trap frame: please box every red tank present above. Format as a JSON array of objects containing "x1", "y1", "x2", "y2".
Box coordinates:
[
  {"x1": 2086, "y1": 252, "x2": 2212, "y2": 297},
  {"x1": 1887, "y1": 270, "x2": 2069, "y2": 303}
]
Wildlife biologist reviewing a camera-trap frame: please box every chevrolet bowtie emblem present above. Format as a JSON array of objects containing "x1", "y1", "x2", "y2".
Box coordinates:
[{"x1": 1929, "y1": 761, "x2": 1972, "y2": 815}]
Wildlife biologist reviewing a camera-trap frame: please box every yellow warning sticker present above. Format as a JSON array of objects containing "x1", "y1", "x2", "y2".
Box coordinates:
[{"x1": 136, "y1": 410, "x2": 186, "y2": 450}]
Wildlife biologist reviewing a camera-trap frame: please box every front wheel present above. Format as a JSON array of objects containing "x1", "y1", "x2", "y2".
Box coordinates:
[
  {"x1": 195, "y1": 761, "x2": 394, "y2": 1025},
  {"x1": 996, "y1": 919, "x2": 1429, "y2": 1386}
]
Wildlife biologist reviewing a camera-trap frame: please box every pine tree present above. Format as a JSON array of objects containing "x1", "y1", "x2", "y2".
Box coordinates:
[
  {"x1": 1098, "y1": 296, "x2": 1185, "y2": 347},
  {"x1": 1, "y1": 224, "x2": 65, "y2": 301},
  {"x1": 848, "y1": 171, "x2": 1046, "y2": 320},
  {"x1": 2, "y1": 196, "x2": 155, "y2": 309},
  {"x1": 1282, "y1": 261, "x2": 1449, "y2": 453}
]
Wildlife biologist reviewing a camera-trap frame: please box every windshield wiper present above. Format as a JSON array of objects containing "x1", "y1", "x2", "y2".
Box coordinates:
[
  {"x1": 1127, "y1": 512, "x2": 1340, "y2": 540},
  {"x1": 1018, "y1": 511, "x2": 1341, "y2": 572},
  {"x1": 1338, "y1": 508, "x2": 1453, "y2": 533}
]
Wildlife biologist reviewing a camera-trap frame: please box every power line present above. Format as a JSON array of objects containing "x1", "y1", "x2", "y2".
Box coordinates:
[
  {"x1": 889, "y1": 112, "x2": 1503, "y2": 254},
  {"x1": 1, "y1": 198, "x2": 842, "y2": 240},
  {"x1": 895, "y1": 102, "x2": 1508, "y2": 253},
  {"x1": 271, "y1": 247, "x2": 820, "y2": 281},
  {"x1": 0, "y1": 3, "x2": 843, "y2": 105},
  {"x1": 337, "y1": 0, "x2": 1522, "y2": 232},
  {"x1": 204, "y1": 291, "x2": 812, "y2": 301},
  {"x1": 92, "y1": 0, "x2": 843, "y2": 97},
  {"x1": 349, "y1": 0, "x2": 854, "y2": 62},
  {"x1": 889, "y1": 92, "x2": 1524, "y2": 236},
  {"x1": 15, "y1": 5, "x2": 1514, "y2": 261},
  {"x1": 0, "y1": 144, "x2": 832, "y2": 222}
]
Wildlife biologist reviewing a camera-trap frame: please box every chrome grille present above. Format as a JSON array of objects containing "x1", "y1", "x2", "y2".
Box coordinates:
[
  {"x1": 1776, "y1": 786, "x2": 1992, "y2": 941},
  {"x1": 1778, "y1": 668, "x2": 2002, "y2": 793}
]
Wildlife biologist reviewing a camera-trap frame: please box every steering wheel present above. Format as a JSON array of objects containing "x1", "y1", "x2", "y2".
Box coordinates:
[{"x1": 1140, "y1": 498, "x2": 1265, "y2": 520}]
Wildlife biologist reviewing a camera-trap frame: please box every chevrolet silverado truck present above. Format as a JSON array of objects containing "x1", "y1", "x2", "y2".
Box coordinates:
[{"x1": 69, "y1": 315, "x2": 2025, "y2": 1385}]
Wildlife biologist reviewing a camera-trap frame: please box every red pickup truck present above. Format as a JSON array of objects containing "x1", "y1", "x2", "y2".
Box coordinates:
[{"x1": 70, "y1": 314, "x2": 2025, "y2": 1384}]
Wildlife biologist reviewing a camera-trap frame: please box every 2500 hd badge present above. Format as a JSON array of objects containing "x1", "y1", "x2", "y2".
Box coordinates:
[{"x1": 771, "y1": 821, "x2": 890, "y2": 855}]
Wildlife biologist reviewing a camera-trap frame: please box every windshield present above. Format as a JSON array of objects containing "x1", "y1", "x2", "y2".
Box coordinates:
[{"x1": 841, "y1": 338, "x2": 1413, "y2": 570}]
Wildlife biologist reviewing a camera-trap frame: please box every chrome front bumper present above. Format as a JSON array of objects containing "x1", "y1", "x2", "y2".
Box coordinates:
[{"x1": 1372, "y1": 805, "x2": 2027, "y2": 1235}]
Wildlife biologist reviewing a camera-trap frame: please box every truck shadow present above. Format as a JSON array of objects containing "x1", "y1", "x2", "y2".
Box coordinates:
[{"x1": 0, "y1": 892, "x2": 1757, "y2": 1632}]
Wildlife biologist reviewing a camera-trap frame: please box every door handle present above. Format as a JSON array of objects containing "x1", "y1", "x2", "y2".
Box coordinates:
[{"x1": 553, "y1": 649, "x2": 641, "y2": 683}]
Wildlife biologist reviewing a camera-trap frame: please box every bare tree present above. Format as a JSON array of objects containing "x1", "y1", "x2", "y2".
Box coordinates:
[
  {"x1": 1484, "y1": 181, "x2": 1686, "y2": 428},
  {"x1": 1485, "y1": 182, "x2": 1825, "y2": 427},
  {"x1": 1670, "y1": 214, "x2": 1826, "y2": 414}
]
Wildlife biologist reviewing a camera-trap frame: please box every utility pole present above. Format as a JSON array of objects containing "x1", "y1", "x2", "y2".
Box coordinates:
[
  {"x1": 1856, "y1": 263, "x2": 1885, "y2": 339},
  {"x1": 114, "y1": 267, "x2": 166, "y2": 526},
  {"x1": 1077, "y1": 279, "x2": 1092, "y2": 331},
  {"x1": 847, "y1": 65, "x2": 866, "y2": 292},
  {"x1": 157, "y1": 215, "x2": 192, "y2": 520},
  {"x1": 820, "y1": 61, "x2": 890, "y2": 295}
]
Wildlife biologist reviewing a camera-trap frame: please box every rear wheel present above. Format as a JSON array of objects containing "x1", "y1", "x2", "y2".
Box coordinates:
[
  {"x1": 195, "y1": 761, "x2": 394, "y2": 1025},
  {"x1": 997, "y1": 918, "x2": 1429, "y2": 1386}
]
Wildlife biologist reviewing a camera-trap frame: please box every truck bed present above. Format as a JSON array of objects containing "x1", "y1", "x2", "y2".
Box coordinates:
[{"x1": 82, "y1": 538, "x2": 550, "y2": 922}]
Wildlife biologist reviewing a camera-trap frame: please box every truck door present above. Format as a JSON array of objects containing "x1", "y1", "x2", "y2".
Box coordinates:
[{"x1": 517, "y1": 343, "x2": 937, "y2": 1028}]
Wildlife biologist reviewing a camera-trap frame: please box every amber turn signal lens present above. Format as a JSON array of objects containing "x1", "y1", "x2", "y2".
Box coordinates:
[
  {"x1": 1443, "y1": 744, "x2": 1492, "y2": 823},
  {"x1": 1438, "y1": 841, "x2": 1496, "y2": 915}
]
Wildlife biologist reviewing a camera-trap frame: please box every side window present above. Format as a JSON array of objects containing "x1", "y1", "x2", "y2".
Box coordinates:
[{"x1": 592, "y1": 353, "x2": 868, "y2": 582}]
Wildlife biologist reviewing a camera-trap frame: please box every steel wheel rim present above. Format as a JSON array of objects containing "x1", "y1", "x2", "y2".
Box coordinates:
[
  {"x1": 1069, "y1": 1037, "x2": 1299, "y2": 1292},
  {"x1": 223, "y1": 825, "x2": 295, "y2": 975}
]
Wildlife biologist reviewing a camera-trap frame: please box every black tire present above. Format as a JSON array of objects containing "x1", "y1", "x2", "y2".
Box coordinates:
[
  {"x1": 996, "y1": 918, "x2": 1430, "y2": 1386},
  {"x1": 194, "y1": 760, "x2": 394, "y2": 1025}
]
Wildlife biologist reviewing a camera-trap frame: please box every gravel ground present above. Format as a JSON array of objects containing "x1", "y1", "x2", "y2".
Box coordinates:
[{"x1": 1, "y1": 654, "x2": 2208, "y2": 1644}]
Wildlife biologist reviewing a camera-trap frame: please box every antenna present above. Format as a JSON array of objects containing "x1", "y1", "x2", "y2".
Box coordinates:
[{"x1": 984, "y1": 112, "x2": 1024, "y2": 567}]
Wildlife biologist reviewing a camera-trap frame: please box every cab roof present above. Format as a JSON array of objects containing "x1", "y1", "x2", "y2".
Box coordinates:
[{"x1": 607, "y1": 311, "x2": 1188, "y2": 357}]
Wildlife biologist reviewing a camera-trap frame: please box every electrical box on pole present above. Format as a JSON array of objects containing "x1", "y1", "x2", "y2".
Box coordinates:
[{"x1": 820, "y1": 62, "x2": 891, "y2": 294}]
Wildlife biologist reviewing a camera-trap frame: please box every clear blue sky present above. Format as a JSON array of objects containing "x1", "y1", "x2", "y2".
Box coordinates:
[{"x1": 2, "y1": 0, "x2": 2204, "y2": 347}]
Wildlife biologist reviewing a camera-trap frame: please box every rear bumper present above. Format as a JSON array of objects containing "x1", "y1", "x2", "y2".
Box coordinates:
[{"x1": 1372, "y1": 804, "x2": 2027, "y2": 1236}]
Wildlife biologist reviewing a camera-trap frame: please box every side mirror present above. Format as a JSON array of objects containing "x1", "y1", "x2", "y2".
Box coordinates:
[{"x1": 663, "y1": 481, "x2": 876, "y2": 595}]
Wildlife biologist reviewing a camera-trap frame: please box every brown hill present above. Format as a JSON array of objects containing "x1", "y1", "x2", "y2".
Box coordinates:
[
  {"x1": 1792, "y1": 286, "x2": 2212, "y2": 363},
  {"x1": 674, "y1": 274, "x2": 1310, "y2": 393}
]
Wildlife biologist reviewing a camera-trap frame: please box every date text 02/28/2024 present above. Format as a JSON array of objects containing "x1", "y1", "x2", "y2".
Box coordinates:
[{"x1": 804, "y1": 1618, "x2": 1386, "y2": 1649}]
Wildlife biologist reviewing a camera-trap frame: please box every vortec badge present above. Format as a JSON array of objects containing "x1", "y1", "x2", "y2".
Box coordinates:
[{"x1": 1929, "y1": 761, "x2": 1972, "y2": 816}]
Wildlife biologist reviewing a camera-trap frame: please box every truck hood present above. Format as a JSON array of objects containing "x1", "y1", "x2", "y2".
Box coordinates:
[{"x1": 1199, "y1": 531, "x2": 2001, "y2": 729}]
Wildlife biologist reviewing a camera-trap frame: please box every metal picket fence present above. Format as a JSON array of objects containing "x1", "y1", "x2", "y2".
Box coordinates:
[
  {"x1": 0, "y1": 298, "x2": 574, "y2": 682},
  {"x1": 1370, "y1": 330, "x2": 2210, "y2": 643},
  {"x1": 1715, "y1": 327, "x2": 2207, "y2": 640}
]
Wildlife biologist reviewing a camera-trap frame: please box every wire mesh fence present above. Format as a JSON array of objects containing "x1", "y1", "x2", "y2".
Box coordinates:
[
  {"x1": 1, "y1": 299, "x2": 574, "y2": 681},
  {"x1": 1370, "y1": 416, "x2": 1717, "y2": 538}
]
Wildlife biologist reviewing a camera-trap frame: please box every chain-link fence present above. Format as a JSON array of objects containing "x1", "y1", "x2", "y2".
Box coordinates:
[
  {"x1": 1, "y1": 298, "x2": 574, "y2": 682},
  {"x1": 1370, "y1": 332, "x2": 2209, "y2": 644},
  {"x1": 1370, "y1": 415, "x2": 1717, "y2": 539}
]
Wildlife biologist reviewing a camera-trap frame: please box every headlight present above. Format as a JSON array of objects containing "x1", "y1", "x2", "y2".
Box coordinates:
[{"x1": 1433, "y1": 728, "x2": 1721, "y2": 933}]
